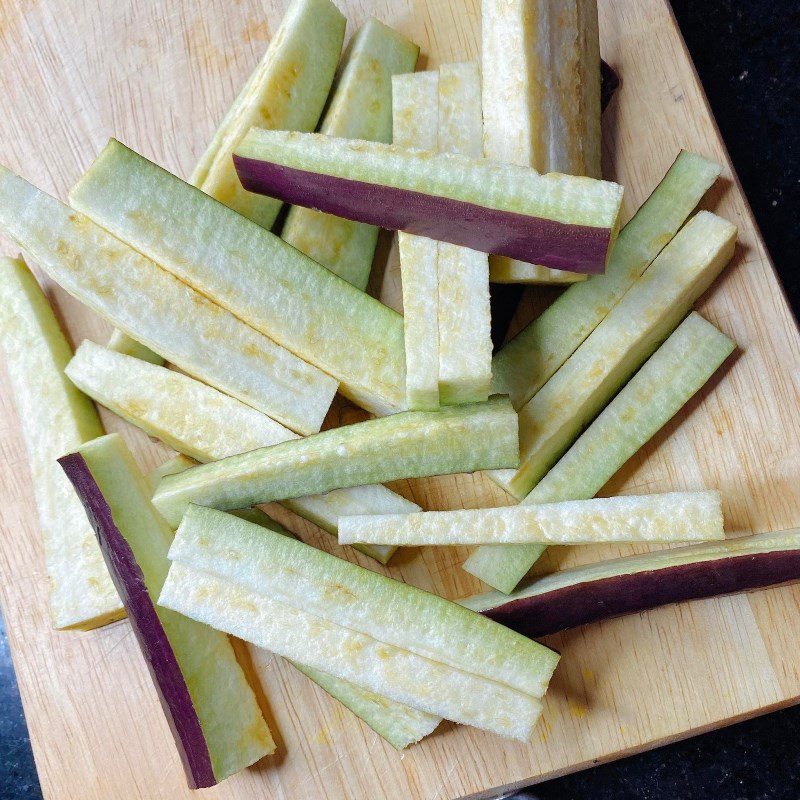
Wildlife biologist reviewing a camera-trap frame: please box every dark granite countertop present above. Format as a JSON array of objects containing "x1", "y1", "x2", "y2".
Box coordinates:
[{"x1": 1, "y1": 2, "x2": 798, "y2": 798}]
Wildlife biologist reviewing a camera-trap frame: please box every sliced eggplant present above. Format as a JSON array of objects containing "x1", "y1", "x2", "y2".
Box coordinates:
[
  {"x1": 159, "y1": 506, "x2": 558, "y2": 740},
  {"x1": 463, "y1": 530, "x2": 800, "y2": 638},
  {"x1": 282, "y1": 18, "x2": 419, "y2": 289},
  {"x1": 483, "y1": 0, "x2": 601, "y2": 283},
  {"x1": 338, "y1": 491, "x2": 723, "y2": 546},
  {"x1": 0, "y1": 165, "x2": 337, "y2": 435},
  {"x1": 59, "y1": 435, "x2": 274, "y2": 787},
  {"x1": 233, "y1": 129, "x2": 624, "y2": 274},
  {"x1": 192, "y1": 0, "x2": 345, "y2": 229},
  {"x1": 491, "y1": 152, "x2": 722, "y2": 411},
  {"x1": 393, "y1": 70, "x2": 441, "y2": 410},
  {"x1": 65, "y1": 340, "x2": 413, "y2": 564},
  {"x1": 493, "y1": 211, "x2": 736, "y2": 501},
  {"x1": 69, "y1": 140, "x2": 406, "y2": 415},
  {"x1": 436, "y1": 62, "x2": 492, "y2": 404},
  {"x1": 0, "y1": 256, "x2": 122, "y2": 630},
  {"x1": 152, "y1": 396, "x2": 519, "y2": 528},
  {"x1": 466, "y1": 312, "x2": 735, "y2": 592}
]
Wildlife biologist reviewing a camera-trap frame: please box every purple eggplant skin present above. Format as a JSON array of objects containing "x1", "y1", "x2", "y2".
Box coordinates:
[
  {"x1": 234, "y1": 155, "x2": 612, "y2": 274},
  {"x1": 601, "y1": 60, "x2": 621, "y2": 111},
  {"x1": 59, "y1": 452, "x2": 216, "y2": 789},
  {"x1": 480, "y1": 549, "x2": 800, "y2": 639}
]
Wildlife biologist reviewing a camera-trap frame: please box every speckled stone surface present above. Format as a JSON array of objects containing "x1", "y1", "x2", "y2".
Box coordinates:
[
  {"x1": 0, "y1": 610, "x2": 42, "y2": 800},
  {"x1": 0, "y1": 3, "x2": 798, "y2": 799}
]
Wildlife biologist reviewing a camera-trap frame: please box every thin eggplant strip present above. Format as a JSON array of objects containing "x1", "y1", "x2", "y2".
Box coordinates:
[
  {"x1": 233, "y1": 129, "x2": 624, "y2": 274},
  {"x1": 338, "y1": 492, "x2": 723, "y2": 546},
  {"x1": 282, "y1": 18, "x2": 419, "y2": 289},
  {"x1": 491, "y1": 152, "x2": 722, "y2": 412},
  {"x1": 436, "y1": 62, "x2": 492, "y2": 404},
  {"x1": 152, "y1": 396, "x2": 519, "y2": 529},
  {"x1": 393, "y1": 71, "x2": 441, "y2": 410},
  {"x1": 466, "y1": 313, "x2": 735, "y2": 593},
  {"x1": 193, "y1": 0, "x2": 345, "y2": 229},
  {"x1": 0, "y1": 166, "x2": 338, "y2": 436},
  {"x1": 0, "y1": 256, "x2": 122, "y2": 630},
  {"x1": 493, "y1": 211, "x2": 736, "y2": 501},
  {"x1": 59, "y1": 435, "x2": 273, "y2": 787},
  {"x1": 462, "y1": 530, "x2": 800, "y2": 638},
  {"x1": 65, "y1": 341, "x2": 412, "y2": 564}
]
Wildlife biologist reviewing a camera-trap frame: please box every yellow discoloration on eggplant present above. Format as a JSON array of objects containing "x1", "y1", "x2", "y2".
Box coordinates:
[
  {"x1": 160, "y1": 555, "x2": 548, "y2": 741},
  {"x1": 502, "y1": 211, "x2": 736, "y2": 499},
  {"x1": 197, "y1": 0, "x2": 345, "y2": 229},
  {"x1": 66, "y1": 342, "x2": 411, "y2": 563},
  {"x1": 339, "y1": 492, "x2": 723, "y2": 546},
  {"x1": 281, "y1": 18, "x2": 419, "y2": 289},
  {"x1": 322, "y1": 582, "x2": 359, "y2": 604},
  {"x1": 0, "y1": 256, "x2": 122, "y2": 630},
  {"x1": 167, "y1": 504, "x2": 557, "y2": 711},
  {"x1": 72, "y1": 141, "x2": 406, "y2": 415},
  {"x1": 0, "y1": 166, "x2": 336, "y2": 434}
]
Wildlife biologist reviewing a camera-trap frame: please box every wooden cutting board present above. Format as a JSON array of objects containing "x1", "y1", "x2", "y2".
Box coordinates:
[{"x1": 1, "y1": 0, "x2": 799, "y2": 797}]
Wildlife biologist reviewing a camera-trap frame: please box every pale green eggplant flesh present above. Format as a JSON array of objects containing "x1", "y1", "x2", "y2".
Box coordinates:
[
  {"x1": 491, "y1": 152, "x2": 722, "y2": 410},
  {"x1": 152, "y1": 396, "x2": 519, "y2": 529},
  {"x1": 69, "y1": 140, "x2": 407, "y2": 416},
  {"x1": 159, "y1": 506, "x2": 558, "y2": 740},
  {"x1": 338, "y1": 491, "x2": 723, "y2": 546},
  {"x1": 436, "y1": 62, "x2": 492, "y2": 404},
  {"x1": 193, "y1": 0, "x2": 345, "y2": 229},
  {"x1": 107, "y1": 329, "x2": 163, "y2": 366},
  {"x1": 60, "y1": 435, "x2": 274, "y2": 785},
  {"x1": 282, "y1": 18, "x2": 419, "y2": 289},
  {"x1": 0, "y1": 256, "x2": 122, "y2": 630},
  {"x1": 147, "y1": 459, "x2": 440, "y2": 750},
  {"x1": 393, "y1": 71, "x2": 441, "y2": 410},
  {"x1": 0, "y1": 165, "x2": 337, "y2": 436},
  {"x1": 466, "y1": 312, "x2": 735, "y2": 593},
  {"x1": 493, "y1": 211, "x2": 736, "y2": 501},
  {"x1": 65, "y1": 341, "x2": 411, "y2": 564}
]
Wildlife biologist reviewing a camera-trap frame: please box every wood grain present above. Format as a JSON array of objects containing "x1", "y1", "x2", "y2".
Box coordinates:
[{"x1": 1, "y1": 0, "x2": 799, "y2": 798}]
